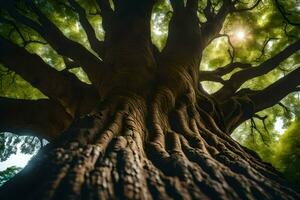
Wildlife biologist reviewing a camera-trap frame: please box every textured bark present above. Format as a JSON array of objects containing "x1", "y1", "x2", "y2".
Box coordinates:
[
  {"x1": 0, "y1": 93, "x2": 299, "y2": 200},
  {"x1": 0, "y1": 0, "x2": 300, "y2": 199}
]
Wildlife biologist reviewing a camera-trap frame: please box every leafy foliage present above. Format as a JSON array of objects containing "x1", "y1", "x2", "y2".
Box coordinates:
[
  {"x1": 0, "y1": 133, "x2": 42, "y2": 162},
  {"x1": 234, "y1": 118, "x2": 300, "y2": 187},
  {"x1": 0, "y1": 166, "x2": 21, "y2": 186},
  {"x1": 273, "y1": 119, "x2": 300, "y2": 186}
]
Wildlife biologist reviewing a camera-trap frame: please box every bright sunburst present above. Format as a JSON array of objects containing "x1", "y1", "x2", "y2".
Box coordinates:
[
  {"x1": 235, "y1": 30, "x2": 246, "y2": 41},
  {"x1": 229, "y1": 27, "x2": 251, "y2": 45}
]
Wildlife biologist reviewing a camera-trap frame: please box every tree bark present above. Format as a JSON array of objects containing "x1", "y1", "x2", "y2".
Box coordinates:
[{"x1": 0, "y1": 93, "x2": 299, "y2": 200}]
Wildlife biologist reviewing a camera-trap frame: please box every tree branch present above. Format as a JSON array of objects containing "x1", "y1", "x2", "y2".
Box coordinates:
[
  {"x1": 202, "y1": 61, "x2": 251, "y2": 78},
  {"x1": 256, "y1": 37, "x2": 279, "y2": 60},
  {"x1": 1, "y1": 1, "x2": 104, "y2": 86},
  {"x1": 214, "y1": 39, "x2": 300, "y2": 100},
  {"x1": 169, "y1": 0, "x2": 184, "y2": 12},
  {"x1": 96, "y1": 0, "x2": 114, "y2": 33},
  {"x1": 200, "y1": 62, "x2": 251, "y2": 83},
  {"x1": 186, "y1": 0, "x2": 198, "y2": 14},
  {"x1": 0, "y1": 17, "x2": 26, "y2": 43},
  {"x1": 0, "y1": 36, "x2": 99, "y2": 117},
  {"x1": 67, "y1": 0, "x2": 105, "y2": 58},
  {"x1": 0, "y1": 97, "x2": 72, "y2": 141},
  {"x1": 274, "y1": 0, "x2": 300, "y2": 26},
  {"x1": 161, "y1": 0, "x2": 201, "y2": 63},
  {"x1": 158, "y1": 0, "x2": 202, "y2": 89},
  {"x1": 223, "y1": 66, "x2": 300, "y2": 132},
  {"x1": 233, "y1": 0, "x2": 262, "y2": 13},
  {"x1": 250, "y1": 66, "x2": 300, "y2": 113},
  {"x1": 200, "y1": 0, "x2": 235, "y2": 47},
  {"x1": 199, "y1": 72, "x2": 226, "y2": 84},
  {"x1": 201, "y1": 0, "x2": 262, "y2": 47}
]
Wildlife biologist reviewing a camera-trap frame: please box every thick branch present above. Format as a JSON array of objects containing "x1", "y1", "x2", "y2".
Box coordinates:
[
  {"x1": 164, "y1": 0, "x2": 201, "y2": 55},
  {"x1": 2, "y1": 1, "x2": 103, "y2": 86},
  {"x1": 0, "y1": 97, "x2": 71, "y2": 141},
  {"x1": 0, "y1": 36, "x2": 99, "y2": 117},
  {"x1": 68, "y1": 0, "x2": 105, "y2": 58},
  {"x1": 250, "y1": 66, "x2": 300, "y2": 113},
  {"x1": 214, "y1": 39, "x2": 300, "y2": 100},
  {"x1": 96, "y1": 0, "x2": 114, "y2": 33},
  {"x1": 169, "y1": 0, "x2": 184, "y2": 12},
  {"x1": 186, "y1": 0, "x2": 198, "y2": 13},
  {"x1": 227, "y1": 66, "x2": 300, "y2": 132},
  {"x1": 160, "y1": 0, "x2": 201, "y2": 88}
]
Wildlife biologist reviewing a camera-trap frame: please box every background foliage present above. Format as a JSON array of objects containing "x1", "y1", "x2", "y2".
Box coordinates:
[{"x1": 0, "y1": 166, "x2": 21, "y2": 186}]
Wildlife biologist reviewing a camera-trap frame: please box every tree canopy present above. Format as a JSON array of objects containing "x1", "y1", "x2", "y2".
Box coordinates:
[{"x1": 0, "y1": 0, "x2": 300, "y2": 196}]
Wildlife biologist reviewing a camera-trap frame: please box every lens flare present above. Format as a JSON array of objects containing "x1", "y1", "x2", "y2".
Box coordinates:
[{"x1": 235, "y1": 30, "x2": 246, "y2": 41}]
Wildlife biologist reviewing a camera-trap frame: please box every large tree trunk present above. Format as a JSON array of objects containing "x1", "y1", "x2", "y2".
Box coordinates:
[
  {"x1": 0, "y1": 94, "x2": 299, "y2": 200},
  {"x1": 0, "y1": 1, "x2": 299, "y2": 199}
]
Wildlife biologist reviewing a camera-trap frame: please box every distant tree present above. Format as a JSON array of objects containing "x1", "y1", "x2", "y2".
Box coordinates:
[
  {"x1": 272, "y1": 119, "x2": 300, "y2": 187},
  {"x1": 0, "y1": 0, "x2": 300, "y2": 199},
  {"x1": 0, "y1": 133, "x2": 42, "y2": 162},
  {"x1": 0, "y1": 166, "x2": 21, "y2": 186},
  {"x1": 234, "y1": 118, "x2": 300, "y2": 187}
]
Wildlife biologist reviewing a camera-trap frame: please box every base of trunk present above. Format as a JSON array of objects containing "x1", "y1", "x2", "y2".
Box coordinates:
[{"x1": 0, "y1": 95, "x2": 299, "y2": 200}]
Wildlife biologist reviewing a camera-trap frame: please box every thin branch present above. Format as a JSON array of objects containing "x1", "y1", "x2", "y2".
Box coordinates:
[
  {"x1": 201, "y1": 0, "x2": 262, "y2": 48},
  {"x1": 203, "y1": 0, "x2": 213, "y2": 21},
  {"x1": 23, "y1": 39, "x2": 47, "y2": 47},
  {"x1": 63, "y1": 57, "x2": 78, "y2": 71},
  {"x1": 253, "y1": 114, "x2": 269, "y2": 134},
  {"x1": 256, "y1": 37, "x2": 279, "y2": 61},
  {"x1": 233, "y1": 0, "x2": 262, "y2": 13},
  {"x1": 274, "y1": 0, "x2": 300, "y2": 26},
  {"x1": 283, "y1": 23, "x2": 299, "y2": 39},
  {"x1": 0, "y1": 16, "x2": 48, "y2": 48},
  {"x1": 250, "y1": 118, "x2": 268, "y2": 145},
  {"x1": 214, "y1": 39, "x2": 300, "y2": 100},
  {"x1": 0, "y1": 17, "x2": 26, "y2": 43},
  {"x1": 218, "y1": 33, "x2": 236, "y2": 61},
  {"x1": 278, "y1": 102, "x2": 291, "y2": 118},
  {"x1": 67, "y1": 0, "x2": 105, "y2": 58}
]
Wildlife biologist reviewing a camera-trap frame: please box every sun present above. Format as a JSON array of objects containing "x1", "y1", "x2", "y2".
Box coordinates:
[
  {"x1": 229, "y1": 28, "x2": 250, "y2": 44},
  {"x1": 235, "y1": 30, "x2": 246, "y2": 41}
]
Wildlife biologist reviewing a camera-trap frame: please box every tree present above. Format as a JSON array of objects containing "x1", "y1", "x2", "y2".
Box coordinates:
[
  {"x1": 0, "y1": 166, "x2": 21, "y2": 186},
  {"x1": 0, "y1": 0, "x2": 300, "y2": 199},
  {"x1": 272, "y1": 118, "x2": 300, "y2": 187}
]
